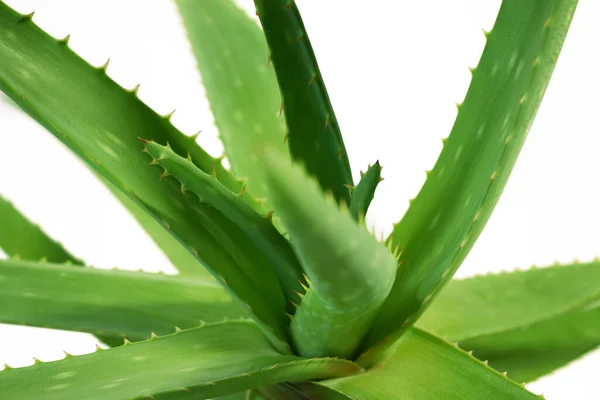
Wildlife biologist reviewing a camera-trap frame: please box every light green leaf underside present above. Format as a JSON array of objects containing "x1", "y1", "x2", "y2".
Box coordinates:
[
  {"x1": 261, "y1": 148, "x2": 396, "y2": 359},
  {"x1": 106, "y1": 182, "x2": 213, "y2": 278},
  {"x1": 175, "y1": 0, "x2": 288, "y2": 205},
  {"x1": 0, "y1": 3, "x2": 289, "y2": 350},
  {"x1": 0, "y1": 195, "x2": 82, "y2": 264},
  {"x1": 418, "y1": 261, "x2": 600, "y2": 382},
  {"x1": 0, "y1": 259, "x2": 244, "y2": 341},
  {"x1": 0, "y1": 321, "x2": 361, "y2": 400},
  {"x1": 349, "y1": 162, "x2": 382, "y2": 221},
  {"x1": 297, "y1": 328, "x2": 540, "y2": 400},
  {"x1": 142, "y1": 140, "x2": 304, "y2": 312},
  {"x1": 254, "y1": 0, "x2": 354, "y2": 204},
  {"x1": 365, "y1": 0, "x2": 578, "y2": 350}
]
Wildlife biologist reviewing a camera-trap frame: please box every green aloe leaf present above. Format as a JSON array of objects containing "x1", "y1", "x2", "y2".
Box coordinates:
[
  {"x1": 0, "y1": 321, "x2": 361, "y2": 400},
  {"x1": 296, "y1": 328, "x2": 540, "y2": 400},
  {"x1": 364, "y1": 0, "x2": 578, "y2": 352},
  {"x1": 417, "y1": 261, "x2": 600, "y2": 382},
  {"x1": 0, "y1": 195, "x2": 168, "y2": 346},
  {"x1": 0, "y1": 195, "x2": 82, "y2": 264},
  {"x1": 141, "y1": 140, "x2": 305, "y2": 310},
  {"x1": 0, "y1": 3, "x2": 289, "y2": 351},
  {"x1": 175, "y1": 0, "x2": 288, "y2": 204},
  {"x1": 253, "y1": 0, "x2": 354, "y2": 204},
  {"x1": 349, "y1": 162, "x2": 382, "y2": 221},
  {"x1": 0, "y1": 259, "x2": 244, "y2": 341},
  {"x1": 261, "y1": 148, "x2": 396, "y2": 359}
]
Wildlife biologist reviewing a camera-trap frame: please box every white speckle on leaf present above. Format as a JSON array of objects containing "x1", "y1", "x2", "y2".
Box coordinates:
[
  {"x1": 464, "y1": 194, "x2": 472, "y2": 208},
  {"x1": 514, "y1": 61, "x2": 523, "y2": 78},
  {"x1": 47, "y1": 384, "x2": 69, "y2": 391},
  {"x1": 491, "y1": 64, "x2": 498, "y2": 77},
  {"x1": 454, "y1": 145, "x2": 463, "y2": 161},
  {"x1": 476, "y1": 125, "x2": 485, "y2": 139},
  {"x1": 509, "y1": 52, "x2": 518, "y2": 69},
  {"x1": 54, "y1": 372, "x2": 75, "y2": 380},
  {"x1": 99, "y1": 383, "x2": 120, "y2": 390},
  {"x1": 104, "y1": 131, "x2": 125, "y2": 147},
  {"x1": 429, "y1": 212, "x2": 441, "y2": 230},
  {"x1": 438, "y1": 166, "x2": 446, "y2": 178},
  {"x1": 97, "y1": 142, "x2": 118, "y2": 159}
]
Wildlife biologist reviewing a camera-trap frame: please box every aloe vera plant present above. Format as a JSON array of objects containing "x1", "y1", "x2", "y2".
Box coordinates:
[{"x1": 0, "y1": 0, "x2": 596, "y2": 398}]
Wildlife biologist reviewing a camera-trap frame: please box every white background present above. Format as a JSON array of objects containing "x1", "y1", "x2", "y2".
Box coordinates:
[{"x1": 1, "y1": 0, "x2": 599, "y2": 398}]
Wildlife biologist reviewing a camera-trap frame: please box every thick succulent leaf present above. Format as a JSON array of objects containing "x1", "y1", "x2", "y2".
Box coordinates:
[
  {"x1": 418, "y1": 261, "x2": 600, "y2": 382},
  {"x1": 261, "y1": 148, "x2": 396, "y2": 359},
  {"x1": 106, "y1": 182, "x2": 213, "y2": 278},
  {"x1": 364, "y1": 0, "x2": 578, "y2": 352},
  {"x1": 175, "y1": 0, "x2": 288, "y2": 203},
  {"x1": 0, "y1": 195, "x2": 82, "y2": 264},
  {"x1": 142, "y1": 140, "x2": 304, "y2": 310},
  {"x1": 0, "y1": 3, "x2": 289, "y2": 350},
  {"x1": 0, "y1": 195, "x2": 160, "y2": 346},
  {"x1": 0, "y1": 321, "x2": 361, "y2": 400},
  {"x1": 0, "y1": 6, "x2": 258, "y2": 204},
  {"x1": 296, "y1": 328, "x2": 540, "y2": 400},
  {"x1": 0, "y1": 259, "x2": 244, "y2": 340},
  {"x1": 254, "y1": 0, "x2": 353, "y2": 204},
  {"x1": 349, "y1": 162, "x2": 382, "y2": 221},
  {"x1": 467, "y1": 306, "x2": 600, "y2": 384}
]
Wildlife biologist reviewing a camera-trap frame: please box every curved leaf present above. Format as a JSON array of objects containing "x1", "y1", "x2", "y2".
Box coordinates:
[
  {"x1": 349, "y1": 162, "x2": 382, "y2": 221},
  {"x1": 0, "y1": 259, "x2": 244, "y2": 340},
  {"x1": 142, "y1": 140, "x2": 304, "y2": 311},
  {"x1": 175, "y1": 0, "x2": 288, "y2": 203},
  {"x1": 0, "y1": 321, "x2": 361, "y2": 400},
  {"x1": 297, "y1": 329, "x2": 540, "y2": 400},
  {"x1": 0, "y1": 3, "x2": 289, "y2": 351},
  {"x1": 364, "y1": 0, "x2": 578, "y2": 352},
  {"x1": 254, "y1": 0, "x2": 353, "y2": 204},
  {"x1": 418, "y1": 261, "x2": 600, "y2": 382},
  {"x1": 261, "y1": 148, "x2": 396, "y2": 359}
]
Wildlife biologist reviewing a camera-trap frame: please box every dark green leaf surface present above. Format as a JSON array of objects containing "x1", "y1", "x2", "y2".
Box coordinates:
[
  {"x1": 364, "y1": 0, "x2": 578, "y2": 352},
  {"x1": 0, "y1": 195, "x2": 82, "y2": 264},
  {"x1": 176, "y1": 0, "x2": 288, "y2": 203},
  {"x1": 142, "y1": 140, "x2": 304, "y2": 312},
  {"x1": 418, "y1": 261, "x2": 600, "y2": 382},
  {"x1": 349, "y1": 162, "x2": 382, "y2": 221},
  {"x1": 0, "y1": 3, "x2": 289, "y2": 351},
  {"x1": 0, "y1": 259, "x2": 243, "y2": 340},
  {"x1": 254, "y1": 0, "x2": 353, "y2": 204},
  {"x1": 297, "y1": 328, "x2": 540, "y2": 399},
  {"x1": 261, "y1": 148, "x2": 396, "y2": 359},
  {"x1": 0, "y1": 320, "x2": 361, "y2": 400}
]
